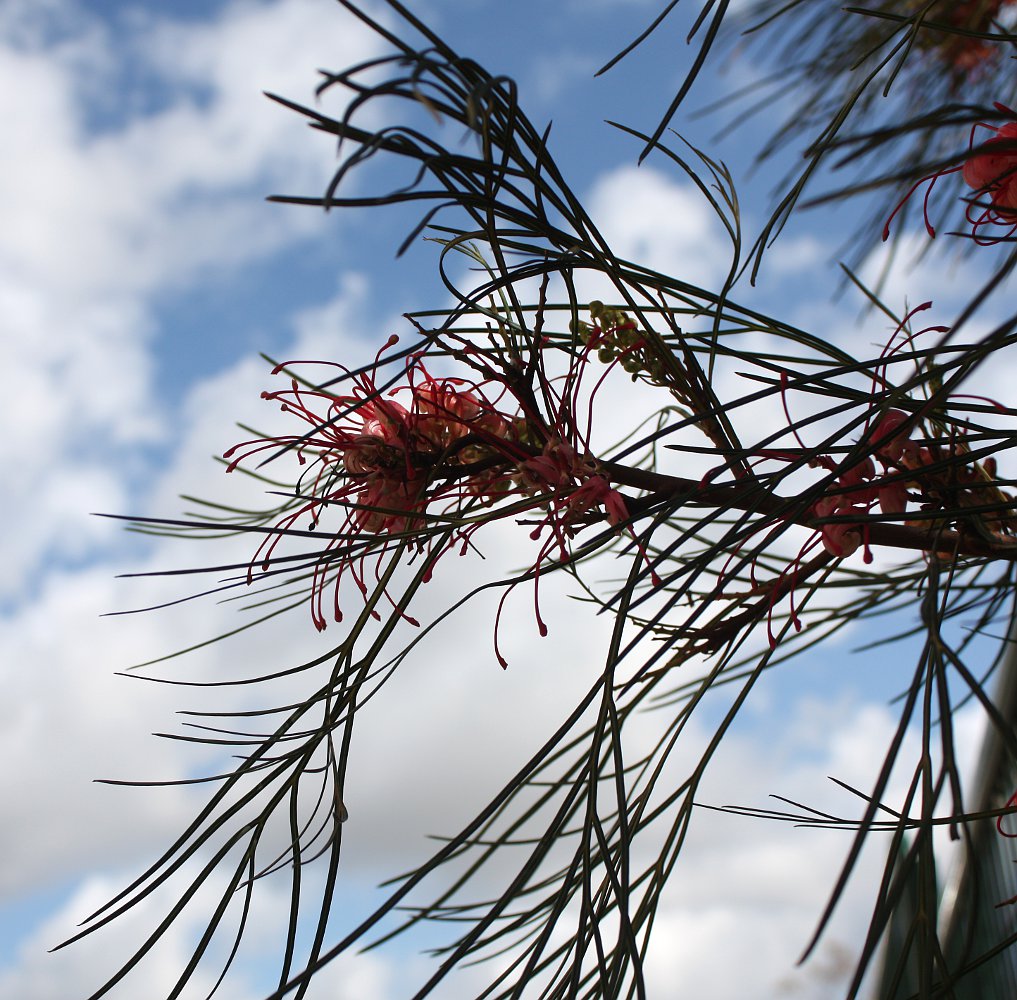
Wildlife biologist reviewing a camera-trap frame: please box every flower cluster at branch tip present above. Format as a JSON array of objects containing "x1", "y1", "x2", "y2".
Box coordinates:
[
  {"x1": 810, "y1": 410, "x2": 917, "y2": 560},
  {"x1": 884, "y1": 103, "x2": 1017, "y2": 245},
  {"x1": 224, "y1": 324, "x2": 658, "y2": 658},
  {"x1": 809, "y1": 405, "x2": 1016, "y2": 561},
  {"x1": 223, "y1": 342, "x2": 526, "y2": 632},
  {"x1": 962, "y1": 115, "x2": 1017, "y2": 235},
  {"x1": 756, "y1": 299, "x2": 1016, "y2": 660}
]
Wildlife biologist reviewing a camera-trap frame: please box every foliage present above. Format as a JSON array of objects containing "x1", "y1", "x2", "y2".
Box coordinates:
[{"x1": 69, "y1": 1, "x2": 1017, "y2": 997}]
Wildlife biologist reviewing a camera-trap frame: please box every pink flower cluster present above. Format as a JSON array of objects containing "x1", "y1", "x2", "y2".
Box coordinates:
[
  {"x1": 884, "y1": 104, "x2": 1017, "y2": 245},
  {"x1": 962, "y1": 116, "x2": 1017, "y2": 243},
  {"x1": 811, "y1": 410, "x2": 915, "y2": 559},
  {"x1": 518, "y1": 439, "x2": 630, "y2": 530},
  {"x1": 224, "y1": 334, "x2": 649, "y2": 650},
  {"x1": 224, "y1": 348, "x2": 523, "y2": 631},
  {"x1": 811, "y1": 408, "x2": 1013, "y2": 560}
]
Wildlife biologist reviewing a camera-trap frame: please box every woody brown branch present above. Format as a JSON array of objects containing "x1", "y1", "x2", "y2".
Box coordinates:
[{"x1": 600, "y1": 459, "x2": 1017, "y2": 563}]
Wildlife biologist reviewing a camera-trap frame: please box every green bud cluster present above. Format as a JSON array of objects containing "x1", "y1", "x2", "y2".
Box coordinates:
[{"x1": 572, "y1": 301, "x2": 671, "y2": 384}]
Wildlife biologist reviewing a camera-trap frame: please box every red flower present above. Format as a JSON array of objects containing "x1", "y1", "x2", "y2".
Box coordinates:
[
  {"x1": 813, "y1": 495, "x2": 864, "y2": 559},
  {"x1": 962, "y1": 118, "x2": 1017, "y2": 240},
  {"x1": 884, "y1": 104, "x2": 1017, "y2": 244}
]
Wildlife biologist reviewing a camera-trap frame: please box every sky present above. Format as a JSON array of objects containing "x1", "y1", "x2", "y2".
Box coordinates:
[{"x1": 1, "y1": 1, "x2": 1012, "y2": 998}]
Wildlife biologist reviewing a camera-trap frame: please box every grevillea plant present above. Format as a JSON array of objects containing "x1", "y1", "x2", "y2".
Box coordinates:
[{"x1": 70, "y1": 2, "x2": 1017, "y2": 998}]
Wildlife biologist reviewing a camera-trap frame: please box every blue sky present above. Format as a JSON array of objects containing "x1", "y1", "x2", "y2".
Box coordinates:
[{"x1": 1, "y1": 1, "x2": 1010, "y2": 998}]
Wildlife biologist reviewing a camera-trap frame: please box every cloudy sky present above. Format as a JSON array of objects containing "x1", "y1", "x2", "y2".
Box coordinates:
[{"x1": 1, "y1": 1, "x2": 1009, "y2": 998}]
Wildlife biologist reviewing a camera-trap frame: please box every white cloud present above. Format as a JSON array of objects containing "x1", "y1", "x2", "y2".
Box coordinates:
[
  {"x1": 0, "y1": 871, "x2": 395, "y2": 1000},
  {"x1": 1, "y1": 596, "x2": 922, "y2": 1000},
  {"x1": 851, "y1": 236, "x2": 1017, "y2": 451},
  {"x1": 764, "y1": 234, "x2": 825, "y2": 277},
  {"x1": 0, "y1": 565, "x2": 216, "y2": 896},
  {"x1": 587, "y1": 163, "x2": 734, "y2": 288},
  {"x1": 0, "y1": 273, "x2": 386, "y2": 892},
  {"x1": 635, "y1": 698, "x2": 909, "y2": 999},
  {"x1": 3, "y1": 0, "x2": 381, "y2": 300},
  {"x1": 528, "y1": 49, "x2": 599, "y2": 105},
  {"x1": 858, "y1": 234, "x2": 1004, "y2": 323},
  {"x1": 0, "y1": 0, "x2": 387, "y2": 602}
]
